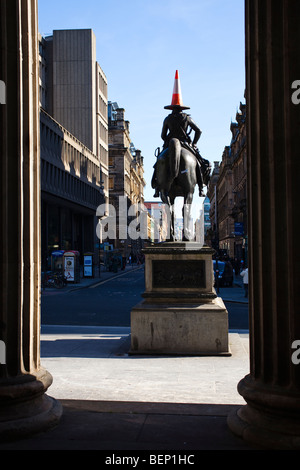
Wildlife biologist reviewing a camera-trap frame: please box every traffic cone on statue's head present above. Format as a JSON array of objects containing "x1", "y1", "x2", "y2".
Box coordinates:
[{"x1": 164, "y1": 70, "x2": 190, "y2": 111}]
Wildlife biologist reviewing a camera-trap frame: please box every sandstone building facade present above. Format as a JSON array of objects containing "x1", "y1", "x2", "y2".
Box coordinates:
[
  {"x1": 207, "y1": 103, "x2": 247, "y2": 264},
  {"x1": 108, "y1": 102, "x2": 145, "y2": 259}
]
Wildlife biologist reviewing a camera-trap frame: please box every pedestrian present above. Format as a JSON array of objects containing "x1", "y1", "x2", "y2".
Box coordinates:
[
  {"x1": 234, "y1": 258, "x2": 240, "y2": 276},
  {"x1": 240, "y1": 266, "x2": 248, "y2": 298}
]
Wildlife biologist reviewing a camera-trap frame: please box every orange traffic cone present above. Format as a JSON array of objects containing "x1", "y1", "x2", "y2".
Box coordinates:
[{"x1": 164, "y1": 70, "x2": 190, "y2": 111}]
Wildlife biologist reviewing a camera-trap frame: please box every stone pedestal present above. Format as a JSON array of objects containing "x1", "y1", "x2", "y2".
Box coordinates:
[
  {"x1": 130, "y1": 243, "x2": 230, "y2": 355},
  {"x1": 0, "y1": 0, "x2": 62, "y2": 440}
]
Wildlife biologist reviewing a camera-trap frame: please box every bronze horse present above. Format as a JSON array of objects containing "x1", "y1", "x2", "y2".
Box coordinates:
[{"x1": 152, "y1": 138, "x2": 202, "y2": 241}]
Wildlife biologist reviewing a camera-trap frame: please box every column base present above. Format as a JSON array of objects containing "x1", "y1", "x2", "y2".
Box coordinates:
[
  {"x1": 227, "y1": 374, "x2": 300, "y2": 449},
  {"x1": 0, "y1": 368, "x2": 63, "y2": 441}
]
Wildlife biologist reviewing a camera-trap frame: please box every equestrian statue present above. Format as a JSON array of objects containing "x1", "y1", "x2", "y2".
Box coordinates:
[{"x1": 151, "y1": 70, "x2": 211, "y2": 241}]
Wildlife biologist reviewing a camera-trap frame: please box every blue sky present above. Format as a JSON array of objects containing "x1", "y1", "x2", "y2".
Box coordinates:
[{"x1": 38, "y1": 0, "x2": 245, "y2": 203}]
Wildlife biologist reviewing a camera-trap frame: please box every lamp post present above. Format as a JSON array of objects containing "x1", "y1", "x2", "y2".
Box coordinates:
[{"x1": 97, "y1": 181, "x2": 108, "y2": 278}]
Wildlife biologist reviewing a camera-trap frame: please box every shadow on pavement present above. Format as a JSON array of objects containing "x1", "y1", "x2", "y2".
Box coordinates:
[{"x1": 0, "y1": 399, "x2": 257, "y2": 450}]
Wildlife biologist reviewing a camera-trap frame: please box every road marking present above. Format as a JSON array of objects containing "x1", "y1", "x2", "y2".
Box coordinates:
[{"x1": 88, "y1": 266, "x2": 144, "y2": 289}]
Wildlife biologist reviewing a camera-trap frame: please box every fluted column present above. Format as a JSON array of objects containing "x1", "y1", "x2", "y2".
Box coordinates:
[
  {"x1": 228, "y1": 0, "x2": 300, "y2": 449},
  {"x1": 0, "y1": 0, "x2": 62, "y2": 439}
]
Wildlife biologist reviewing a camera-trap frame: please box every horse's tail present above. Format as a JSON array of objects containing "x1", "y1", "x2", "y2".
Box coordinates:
[{"x1": 168, "y1": 138, "x2": 181, "y2": 180}]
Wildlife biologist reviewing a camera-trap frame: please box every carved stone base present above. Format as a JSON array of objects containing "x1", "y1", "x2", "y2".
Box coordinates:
[
  {"x1": 130, "y1": 297, "x2": 230, "y2": 355},
  {"x1": 227, "y1": 374, "x2": 300, "y2": 450},
  {"x1": 130, "y1": 242, "x2": 230, "y2": 355},
  {"x1": 0, "y1": 369, "x2": 63, "y2": 441}
]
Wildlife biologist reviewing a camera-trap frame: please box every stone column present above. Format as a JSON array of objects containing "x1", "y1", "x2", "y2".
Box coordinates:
[
  {"x1": 0, "y1": 0, "x2": 62, "y2": 439},
  {"x1": 228, "y1": 0, "x2": 300, "y2": 449}
]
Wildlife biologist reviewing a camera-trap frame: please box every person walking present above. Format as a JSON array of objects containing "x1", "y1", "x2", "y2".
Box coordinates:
[{"x1": 240, "y1": 266, "x2": 249, "y2": 298}]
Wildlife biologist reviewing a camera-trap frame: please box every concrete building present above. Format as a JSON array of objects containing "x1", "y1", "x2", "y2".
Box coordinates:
[
  {"x1": 39, "y1": 30, "x2": 109, "y2": 268},
  {"x1": 40, "y1": 29, "x2": 108, "y2": 163},
  {"x1": 40, "y1": 109, "x2": 104, "y2": 267}
]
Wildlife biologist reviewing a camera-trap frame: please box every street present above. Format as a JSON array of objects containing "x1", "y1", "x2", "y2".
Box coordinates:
[
  {"x1": 41, "y1": 267, "x2": 249, "y2": 330},
  {"x1": 224, "y1": 301, "x2": 248, "y2": 330}
]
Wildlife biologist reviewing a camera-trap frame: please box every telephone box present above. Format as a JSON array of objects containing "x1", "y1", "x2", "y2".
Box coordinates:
[
  {"x1": 63, "y1": 251, "x2": 80, "y2": 283},
  {"x1": 83, "y1": 252, "x2": 94, "y2": 278},
  {"x1": 51, "y1": 250, "x2": 65, "y2": 271}
]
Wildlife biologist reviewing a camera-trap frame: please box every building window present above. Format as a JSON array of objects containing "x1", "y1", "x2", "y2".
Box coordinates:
[{"x1": 109, "y1": 176, "x2": 114, "y2": 190}]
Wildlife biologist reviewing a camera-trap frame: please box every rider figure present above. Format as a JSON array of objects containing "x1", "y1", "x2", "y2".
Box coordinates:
[
  {"x1": 152, "y1": 71, "x2": 210, "y2": 198},
  {"x1": 161, "y1": 109, "x2": 201, "y2": 152}
]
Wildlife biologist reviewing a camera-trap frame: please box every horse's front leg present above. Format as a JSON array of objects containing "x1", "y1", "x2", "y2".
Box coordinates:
[
  {"x1": 167, "y1": 201, "x2": 176, "y2": 242},
  {"x1": 160, "y1": 191, "x2": 175, "y2": 242},
  {"x1": 169, "y1": 199, "x2": 175, "y2": 242},
  {"x1": 182, "y1": 193, "x2": 193, "y2": 241}
]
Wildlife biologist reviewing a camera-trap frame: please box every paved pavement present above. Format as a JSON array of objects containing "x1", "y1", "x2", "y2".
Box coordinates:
[{"x1": 0, "y1": 265, "x2": 255, "y2": 451}]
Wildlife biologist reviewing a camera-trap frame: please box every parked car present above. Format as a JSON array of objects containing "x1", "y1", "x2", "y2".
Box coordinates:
[{"x1": 213, "y1": 260, "x2": 233, "y2": 287}]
